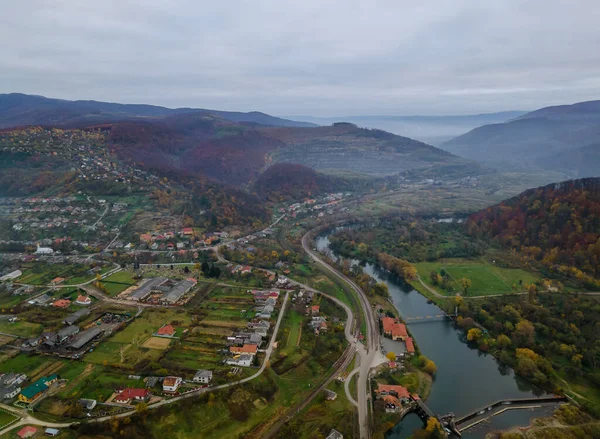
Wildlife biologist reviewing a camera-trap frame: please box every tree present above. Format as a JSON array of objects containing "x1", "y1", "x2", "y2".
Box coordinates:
[
  {"x1": 386, "y1": 351, "x2": 396, "y2": 361},
  {"x1": 497, "y1": 334, "x2": 512, "y2": 349},
  {"x1": 467, "y1": 328, "x2": 482, "y2": 342},
  {"x1": 515, "y1": 319, "x2": 535, "y2": 345},
  {"x1": 228, "y1": 388, "x2": 253, "y2": 421},
  {"x1": 458, "y1": 278, "x2": 472, "y2": 295},
  {"x1": 527, "y1": 284, "x2": 537, "y2": 303},
  {"x1": 423, "y1": 359, "x2": 437, "y2": 375},
  {"x1": 373, "y1": 282, "x2": 389, "y2": 297}
]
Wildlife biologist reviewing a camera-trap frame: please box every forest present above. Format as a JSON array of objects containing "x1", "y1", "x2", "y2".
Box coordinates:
[{"x1": 467, "y1": 178, "x2": 600, "y2": 289}]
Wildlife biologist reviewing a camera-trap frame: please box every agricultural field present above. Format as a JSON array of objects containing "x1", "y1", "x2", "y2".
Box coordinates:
[
  {"x1": 17, "y1": 262, "x2": 108, "y2": 286},
  {"x1": 415, "y1": 258, "x2": 541, "y2": 296},
  {"x1": 0, "y1": 409, "x2": 17, "y2": 428}
]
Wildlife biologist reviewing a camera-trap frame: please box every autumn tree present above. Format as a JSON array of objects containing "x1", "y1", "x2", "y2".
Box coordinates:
[
  {"x1": 386, "y1": 351, "x2": 396, "y2": 361},
  {"x1": 467, "y1": 328, "x2": 482, "y2": 342},
  {"x1": 458, "y1": 278, "x2": 472, "y2": 295}
]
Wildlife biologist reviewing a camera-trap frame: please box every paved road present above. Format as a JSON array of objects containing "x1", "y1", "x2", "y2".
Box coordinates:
[{"x1": 301, "y1": 229, "x2": 385, "y2": 439}]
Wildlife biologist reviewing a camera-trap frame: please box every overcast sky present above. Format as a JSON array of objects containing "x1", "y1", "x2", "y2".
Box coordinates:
[{"x1": 2, "y1": 0, "x2": 599, "y2": 116}]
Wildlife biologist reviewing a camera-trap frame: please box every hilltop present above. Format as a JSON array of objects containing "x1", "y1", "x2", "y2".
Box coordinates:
[
  {"x1": 442, "y1": 100, "x2": 600, "y2": 176},
  {"x1": 0, "y1": 93, "x2": 316, "y2": 129}
]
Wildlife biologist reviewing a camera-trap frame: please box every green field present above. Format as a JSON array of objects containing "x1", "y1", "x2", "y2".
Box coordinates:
[
  {"x1": 0, "y1": 409, "x2": 17, "y2": 427},
  {"x1": 416, "y1": 258, "x2": 541, "y2": 296},
  {"x1": 0, "y1": 320, "x2": 43, "y2": 338},
  {"x1": 100, "y1": 271, "x2": 138, "y2": 296}
]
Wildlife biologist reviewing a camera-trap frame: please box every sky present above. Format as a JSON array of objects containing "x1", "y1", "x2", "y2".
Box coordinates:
[{"x1": 2, "y1": 0, "x2": 600, "y2": 117}]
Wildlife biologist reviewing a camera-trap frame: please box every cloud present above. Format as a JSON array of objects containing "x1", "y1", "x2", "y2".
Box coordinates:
[{"x1": 1, "y1": 0, "x2": 599, "y2": 115}]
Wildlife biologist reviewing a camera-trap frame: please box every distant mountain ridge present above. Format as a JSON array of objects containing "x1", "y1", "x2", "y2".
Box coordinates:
[
  {"x1": 0, "y1": 93, "x2": 317, "y2": 129},
  {"x1": 441, "y1": 100, "x2": 600, "y2": 177},
  {"x1": 286, "y1": 111, "x2": 526, "y2": 145}
]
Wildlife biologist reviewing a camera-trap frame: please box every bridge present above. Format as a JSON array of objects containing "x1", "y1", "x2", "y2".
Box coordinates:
[{"x1": 403, "y1": 313, "x2": 456, "y2": 324}]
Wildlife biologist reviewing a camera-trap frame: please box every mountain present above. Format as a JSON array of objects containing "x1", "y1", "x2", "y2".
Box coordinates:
[
  {"x1": 286, "y1": 111, "x2": 526, "y2": 145},
  {"x1": 539, "y1": 143, "x2": 600, "y2": 178},
  {"x1": 442, "y1": 100, "x2": 600, "y2": 175},
  {"x1": 467, "y1": 177, "x2": 600, "y2": 289},
  {"x1": 0, "y1": 93, "x2": 316, "y2": 129}
]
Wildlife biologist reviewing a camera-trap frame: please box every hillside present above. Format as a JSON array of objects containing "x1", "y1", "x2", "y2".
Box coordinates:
[
  {"x1": 253, "y1": 163, "x2": 352, "y2": 202},
  {"x1": 258, "y1": 122, "x2": 479, "y2": 178},
  {"x1": 539, "y1": 143, "x2": 600, "y2": 178},
  {"x1": 467, "y1": 178, "x2": 600, "y2": 289},
  {"x1": 442, "y1": 100, "x2": 600, "y2": 174},
  {"x1": 0, "y1": 93, "x2": 316, "y2": 129}
]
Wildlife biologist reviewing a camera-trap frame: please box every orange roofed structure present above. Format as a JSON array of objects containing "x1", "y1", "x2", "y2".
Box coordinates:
[{"x1": 382, "y1": 317, "x2": 408, "y2": 341}]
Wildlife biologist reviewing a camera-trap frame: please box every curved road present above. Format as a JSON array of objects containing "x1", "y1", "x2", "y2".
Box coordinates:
[{"x1": 301, "y1": 229, "x2": 385, "y2": 439}]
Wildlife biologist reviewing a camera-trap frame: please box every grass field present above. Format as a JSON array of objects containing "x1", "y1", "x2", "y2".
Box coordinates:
[
  {"x1": 416, "y1": 258, "x2": 540, "y2": 296},
  {"x1": 0, "y1": 320, "x2": 43, "y2": 338},
  {"x1": 101, "y1": 271, "x2": 138, "y2": 297},
  {"x1": 0, "y1": 409, "x2": 17, "y2": 427}
]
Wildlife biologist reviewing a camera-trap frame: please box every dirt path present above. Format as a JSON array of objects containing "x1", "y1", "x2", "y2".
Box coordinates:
[{"x1": 296, "y1": 325, "x2": 302, "y2": 347}]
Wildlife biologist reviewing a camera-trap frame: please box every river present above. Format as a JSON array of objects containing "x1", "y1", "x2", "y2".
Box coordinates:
[{"x1": 315, "y1": 233, "x2": 557, "y2": 439}]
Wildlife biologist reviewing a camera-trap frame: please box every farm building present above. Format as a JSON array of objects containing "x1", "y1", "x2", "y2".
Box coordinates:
[{"x1": 130, "y1": 277, "x2": 167, "y2": 301}]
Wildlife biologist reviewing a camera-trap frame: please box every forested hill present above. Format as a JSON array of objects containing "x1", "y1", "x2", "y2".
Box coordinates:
[
  {"x1": 467, "y1": 178, "x2": 600, "y2": 288},
  {"x1": 0, "y1": 93, "x2": 316, "y2": 128}
]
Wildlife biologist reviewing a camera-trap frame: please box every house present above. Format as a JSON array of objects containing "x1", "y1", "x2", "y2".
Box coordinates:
[
  {"x1": 156, "y1": 325, "x2": 176, "y2": 337},
  {"x1": 35, "y1": 245, "x2": 53, "y2": 255},
  {"x1": 193, "y1": 370, "x2": 213, "y2": 384},
  {"x1": 326, "y1": 429, "x2": 343, "y2": 439},
  {"x1": 51, "y1": 299, "x2": 71, "y2": 308},
  {"x1": 18, "y1": 375, "x2": 58, "y2": 403},
  {"x1": 140, "y1": 233, "x2": 153, "y2": 243},
  {"x1": 230, "y1": 344, "x2": 258, "y2": 356},
  {"x1": 114, "y1": 388, "x2": 150, "y2": 404},
  {"x1": 162, "y1": 376, "x2": 182, "y2": 393},
  {"x1": 78, "y1": 398, "x2": 97, "y2": 411},
  {"x1": 182, "y1": 227, "x2": 194, "y2": 236},
  {"x1": 1, "y1": 384, "x2": 21, "y2": 399},
  {"x1": 310, "y1": 305, "x2": 320, "y2": 315},
  {"x1": 50, "y1": 277, "x2": 66, "y2": 285},
  {"x1": 75, "y1": 295, "x2": 92, "y2": 305},
  {"x1": 45, "y1": 428, "x2": 60, "y2": 436},
  {"x1": 405, "y1": 337, "x2": 415, "y2": 355},
  {"x1": 382, "y1": 317, "x2": 407, "y2": 341},
  {"x1": 226, "y1": 354, "x2": 253, "y2": 367},
  {"x1": 16, "y1": 426, "x2": 38, "y2": 438},
  {"x1": 324, "y1": 389, "x2": 337, "y2": 401},
  {"x1": 374, "y1": 384, "x2": 410, "y2": 404}
]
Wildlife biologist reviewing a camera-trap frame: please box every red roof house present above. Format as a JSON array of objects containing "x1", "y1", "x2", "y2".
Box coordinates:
[
  {"x1": 182, "y1": 228, "x2": 193, "y2": 235},
  {"x1": 17, "y1": 426, "x2": 38, "y2": 438},
  {"x1": 230, "y1": 344, "x2": 258, "y2": 355},
  {"x1": 375, "y1": 384, "x2": 410, "y2": 401},
  {"x1": 157, "y1": 325, "x2": 175, "y2": 336},
  {"x1": 382, "y1": 317, "x2": 408, "y2": 340},
  {"x1": 311, "y1": 305, "x2": 320, "y2": 315},
  {"x1": 114, "y1": 388, "x2": 149, "y2": 404},
  {"x1": 52, "y1": 299, "x2": 71, "y2": 308}
]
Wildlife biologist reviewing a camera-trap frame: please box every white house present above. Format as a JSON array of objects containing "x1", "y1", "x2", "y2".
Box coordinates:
[
  {"x1": 192, "y1": 370, "x2": 213, "y2": 384},
  {"x1": 75, "y1": 295, "x2": 92, "y2": 306},
  {"x1": 35, "y1": 245, "x2": 54, "y2": 255},
  {"x1": 162, "y1": 376, "x2": 182, "y2": 393},
  {"x1": 225, "y1": 354, "x2": 253, "y2": 367}
]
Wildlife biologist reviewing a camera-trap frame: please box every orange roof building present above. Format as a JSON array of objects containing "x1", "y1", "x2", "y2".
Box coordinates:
[
  {"x1": 157, "y1": 325, "x2": 176, "y2": 336},
  {"x1": 382, "y1": 317, "x2": 408, "y2": 340},
  {"x1": 375, "y1": 384, "x2": 410, "y2": 400},
  {"x1": 17, "y1": 426, "x2": 38, "y2": 439},
  {"x1": 230, "y1": 344, "x2": 258, "y2": 355},
  {"x1": 51, "y1": 277, "x2": 66, "y2": 285},
  {"x1": 52, "y1": 299, "x2": 71, "y2": 308},
  {"x1": 140, "y1": 233, "x2": 153, "y2": 243},
  {"x1": 405, "y1": 337, "x2": 415, "y2": 354},
  {"x1": 311, "y1": 305, "x2": 320, "y2": 314}
]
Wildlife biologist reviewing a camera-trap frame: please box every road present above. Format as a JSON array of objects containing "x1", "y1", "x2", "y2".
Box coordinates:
[
  {"x1": 0, "y1": 292, "x2": 290, "y2": 436},
  {"x1": 301, "y1": 229, "x2": 385, "y2": 439}
]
